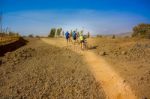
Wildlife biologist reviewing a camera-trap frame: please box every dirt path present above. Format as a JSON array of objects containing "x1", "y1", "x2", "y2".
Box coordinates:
[
  {"x1": 84, "y1": 51, "x2": 137, "y2": 99},
  {"x1": 42, "y1": 38, "x2": 137, "y2": 99}
]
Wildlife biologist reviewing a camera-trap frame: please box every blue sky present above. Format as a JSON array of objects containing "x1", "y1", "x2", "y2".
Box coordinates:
[{"x1": 1, "y1": 0, "x2": 150, "y2": 36}]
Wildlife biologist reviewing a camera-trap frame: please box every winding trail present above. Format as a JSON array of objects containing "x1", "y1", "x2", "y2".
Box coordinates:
[{"x1": 41, "y1": 38, "x2": 137, "y2": 99}]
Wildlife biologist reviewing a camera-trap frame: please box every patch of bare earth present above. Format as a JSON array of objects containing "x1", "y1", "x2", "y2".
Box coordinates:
[
  {"x1": 0, "y1": 38, "x2": 105, "y2": 99},
  {"x1": 88, "y1": 37, "x2": 150, "y2": 99}
]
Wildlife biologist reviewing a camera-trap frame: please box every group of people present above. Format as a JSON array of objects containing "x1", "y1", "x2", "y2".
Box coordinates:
[{"x1": 65, "y1": 31, "x2": 86, "y2": 50}]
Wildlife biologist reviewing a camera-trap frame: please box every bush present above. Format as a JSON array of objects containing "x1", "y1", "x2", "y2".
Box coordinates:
[
  {"x1": 36, "y1": 35, "x2": 40, "y2": 38},
  {"x1": 112, "y1": 35, "x2": 115, "y2": 39},
  {"x1": 97, "y1": 35, "x2": 103, "y2": 38},
  {"x1": 132, "y1": 23, "x2": 150, "y2": 39},
  {"x1": 28, "y1": 34, "x2": 34, "y2": 38}
]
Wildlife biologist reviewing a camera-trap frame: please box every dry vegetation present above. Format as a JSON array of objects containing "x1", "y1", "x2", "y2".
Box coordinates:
[
  {"x1": 0, "y1": 38, "x2": 105, "y2": 99},
  {"x1": 0, "y1": 36, "x2": 20, "y2": 45},
  {"x1": 88, "y1": 37, "x2": 150, "y2": 98}
]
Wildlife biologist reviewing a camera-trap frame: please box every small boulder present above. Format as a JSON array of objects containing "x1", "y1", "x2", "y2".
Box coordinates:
[
  {"x1": 140, "y1": 77, "x2": 144, "y2": 80},
  {"x1": 68, "y1": 55, "x2": 71, "y2": 58},
  {"x1": 100, "y1": 52, "x2": 107, "y2": 56},
  {"x1": 21, "y1": 53, "x2": 27, "y2": 57},
  {"x1": 14, "y1": 61, "x2": 19, "y2": 64},
  {"x1": 142, "y1": 97, "x2": 147, "y2": 99},
  {"x1": 13, "y1": 57, "x2": 18, "y2": 62},
  {"x1": 5, "y1": 52, "x2": 11, "y2": 57},
  {"x1": 26, "y1": 53, "x2": 31, "y2": 57},
  {"x1": 123, "y1": 80, "x2": 126, "y2": 83},
  {"x1": 121, "y1": 51, "x2": 127, "y2": 55}
]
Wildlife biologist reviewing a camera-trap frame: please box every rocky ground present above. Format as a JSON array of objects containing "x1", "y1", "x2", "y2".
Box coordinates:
[
  {"x1": 1, "y1": 37, "x2": 150, "y2": 99},
  {"x1": 88, "y1": 37, "x2": 150, "y2": 99},
  {"x1": 0, "y1": 38, "x2": 105, "y2": 99}
]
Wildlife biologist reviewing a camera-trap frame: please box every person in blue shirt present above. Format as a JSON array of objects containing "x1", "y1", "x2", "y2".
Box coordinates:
[
  {"x1": 65, "y1": 31, "x2": 70, "y2": 45},
  {"x1": 72, "y1": 31, "x2": 77, "y2": 41},
  {"x1": 72, "y1": 31, "x2": 78, "y2": 49}
]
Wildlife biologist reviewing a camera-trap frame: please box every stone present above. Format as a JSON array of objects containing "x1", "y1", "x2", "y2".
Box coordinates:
[
  {"x1": 121, "y1": 51, "x2": 127, "y2": 55},
  {"x1": 140, "y1": 77, "x2": 144, "y2": 80},
  {"x1": 100, "y1": 52, "x2": 107, "y2": 56},
  {"x1": 142, "y1": 97, "x2": 147, "y2": 99},
  {"x1": 5, "y1": 52, "x2": 11, "y2": 57},
  {"x1": 123, "y1": 80, "x2": 126, "y2": 83}
]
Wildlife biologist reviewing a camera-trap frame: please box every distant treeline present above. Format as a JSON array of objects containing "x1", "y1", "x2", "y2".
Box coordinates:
[
  {"x1": 48, "y1": 28, "x2": 90, "y2": 38},
  {"x1": 0, "y1": 32, "x2": 20, "y2": 37},
  {"x1": 96, "y1": 23, "x2": 150, "y2": 39},
  {"x1": 48, "y1": 28, "x2": 63, "y2": 37}
]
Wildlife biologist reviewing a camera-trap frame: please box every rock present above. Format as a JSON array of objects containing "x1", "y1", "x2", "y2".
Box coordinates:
[
  {"x1": 9, "y1": 61, "x2": 15, "y2": 66},
  {"x1": 118, "y1": 47, "x2": 121, "y2": 50},
  {"x1": 121, "y1": 51, "x2": 127, "y2": 55},
  {"x1": 1, "y1": 58, "x2": 7, "y2": 64},
  {"x1": 5, "y1": 52, "x2": 11, "y2": 57},
  {"x1": 14, "y1": 61, "x2": 19, "y2": 64},
  {"x1": 146, "y1": 71, "x2": 150, "y2": 75},
  {"x1": 23, "y1": 49, "x2": 27, "y2": 52},
  {"x1": 21, "y1": 53, "x2": 27, "y2": 57},
  {"x1": 142, "y1": 97, "x2": 147, "y2": 99},
  {"x1": 68, "y1": 56, "x2": 71, "y2": 58},
  {"x1": 123, "y1": 80, "x2": 126, "y2": 83},
  {"x1": 140, "y1": 77, "x2": 144, "y2": 80},
  {"x1": 13, "y1": 57, "x2": 18, "y2": 62},
  {"x1": 16, "y1": 89, "x2": 21, "y2": 94},
  {"x1": 100, "y1": 52, "x2": 107, "y2": 56},
  {"x1": 114, "y1": 52, "x2": 118, "y2": 56}
]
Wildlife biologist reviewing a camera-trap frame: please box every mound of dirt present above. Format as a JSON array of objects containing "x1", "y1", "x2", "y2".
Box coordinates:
[
  {"x1": 0, "y1": 39, "x2": 105, "y2": 99},
  {"x1": 0, "y1": 48, "x2": 35, "y2": 66}
]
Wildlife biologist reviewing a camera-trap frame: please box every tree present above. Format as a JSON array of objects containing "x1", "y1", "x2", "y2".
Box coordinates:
[
  {"x1": 48, "y1": 28, "x2": 56, "y2": 37},
  {"x1": 112, "y1": 35, "x2": 116, "y2": 39},
  {"x1": 16, "y1": 33, "x2": 20, "y2": 37},
  {"x1": 62, "y1": 31, "x2": 64, "y2": 37},
  {"x1": 28, "y1": 34, "x2": 34, "y2": 38},
  {"x1": 132, "y1": 23, "x2": 150, "y2": 39},
  {"x1": 36, "y1": 35, "x2": 40, "y2": 38},
  {"x1": 56, "y1": 28, "x2": 62, "y2": 37},
  {"x1": 97, "y1": 35, "x2": 102, "y2": 38},
  {"x1": 87, "y1": 32, "x2": 90, "y2": 38},
  {"x1": 70, "y1": 30, "x2": 73, "y2": 37}
]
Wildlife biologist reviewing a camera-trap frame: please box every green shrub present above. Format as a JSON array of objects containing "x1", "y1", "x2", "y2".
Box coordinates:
[
  {"x1": 48, "y1": 28, "x2": 56, "y2": 37},
  {"x1": 112, "y1": 35, "x2": 115, "y2": 39},
  {"x1": 132, "y1": 23, "x2": 150, "y2": 39}
]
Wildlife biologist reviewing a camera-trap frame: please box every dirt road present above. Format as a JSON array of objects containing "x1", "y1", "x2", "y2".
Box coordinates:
[{"x1": 42, "y1": 38, "x2": 137, "y2": 99}]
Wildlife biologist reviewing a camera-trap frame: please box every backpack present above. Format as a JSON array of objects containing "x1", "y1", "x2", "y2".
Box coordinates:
[
  {"x1": 72, "y1": 32, "x2": 77, "y2": 39},
  {"x1": 65, "y1": 32, "x2": 69, "y2": 38}
]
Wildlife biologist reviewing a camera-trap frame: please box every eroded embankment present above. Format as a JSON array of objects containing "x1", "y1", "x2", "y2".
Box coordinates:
[{"x1": 0, "y1": 38, "x2": 28, "y2": 56}]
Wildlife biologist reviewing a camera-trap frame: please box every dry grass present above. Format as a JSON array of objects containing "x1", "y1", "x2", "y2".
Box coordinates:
[{"x1": 0, "y1": 36, "x2": 19, "y2": 45}]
